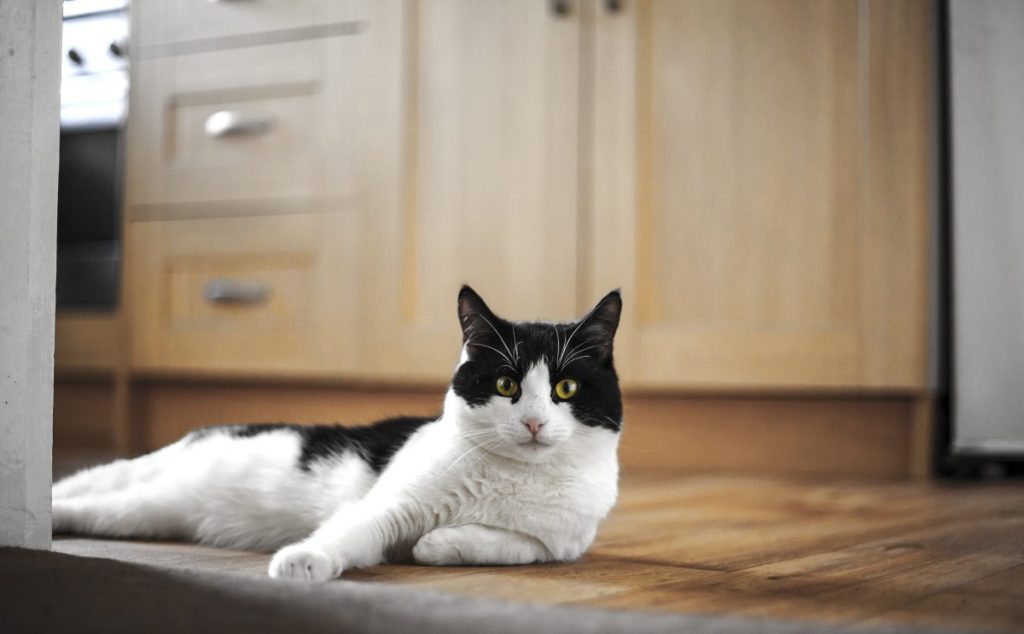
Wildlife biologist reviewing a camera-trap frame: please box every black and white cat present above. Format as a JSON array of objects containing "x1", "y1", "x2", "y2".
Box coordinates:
[{"x1": 53, "y1": 286, "x2": 624, "y2": 581}]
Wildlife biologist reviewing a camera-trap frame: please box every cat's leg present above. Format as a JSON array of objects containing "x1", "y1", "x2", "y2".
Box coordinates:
[
  {"x1": 53, "y1": 443, "x2": 183, "y2": 500},
  {"x1": 52, "y1": 485, "x2": 191, "y2": 540},
  {"x1": 268, "y1": 498, "x2": 427, "y2": 581},
  {"x1": 54, "y1": 467, "x2": 318, "y2": 551},
  {"x1": 412, "y1": 524, "x2": 552, "y2": 566}
]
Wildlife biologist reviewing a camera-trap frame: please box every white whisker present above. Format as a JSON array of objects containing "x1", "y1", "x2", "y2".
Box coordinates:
[
  {"x1": 562, "y1": 342, "x2": 604, "y2": 368},
  {"x1": 477, "y1": 314, "x2": 517, "y2": 369},
  {"x1": 553, "y1": 324, "x2": 564, "y2": 369},
  {"x1": 445, "y1": 436, "x2": 502, "y2": 473},
  {"x1": 557, "y1": 301, "x2": 605, "y2": 370},
  {"x1": 466, "y1": 342, "x2": 514, "y2": 366},
  {"x1": 563, "y1": 355, "x2": 591, "y2": 368}
]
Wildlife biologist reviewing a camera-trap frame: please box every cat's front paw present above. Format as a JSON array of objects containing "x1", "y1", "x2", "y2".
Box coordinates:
[
  {"x1": 413, "y1": 527, "x2": 468, "y2": 566},
  {"x1": 268, "y1": 543, "x2": 340, "y2": 581}
]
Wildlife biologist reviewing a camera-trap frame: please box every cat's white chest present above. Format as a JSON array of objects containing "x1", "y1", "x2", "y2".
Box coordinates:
[
  {"x1": 434, "y1": 450, "x2": 619, "y2": 557},
  {"x1": 371, "y1": 416, "x2": 621, "y2": 562}
]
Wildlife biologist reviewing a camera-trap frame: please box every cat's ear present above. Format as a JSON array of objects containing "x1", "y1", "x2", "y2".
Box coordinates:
[
  {"x1": 457, "y1": 285, "x2": 500, "y2": 344},
  {"x1": 572, "y1": 290, "x2": 622, "y2": 363}
]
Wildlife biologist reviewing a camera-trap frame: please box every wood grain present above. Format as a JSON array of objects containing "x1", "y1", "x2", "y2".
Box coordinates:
[
  {"x1": 360, "y1": 0, "x2": 582, "y2": 382},
  {"x1": 589, "y1": 0, "x2": 934, "y2": 390},
  {"x1": 119, "y1": 0, "x2": 936, "y2": 392},
  {"x1": 53, "y1": 473, "x2": 1024, "y2": 632},
  {"x1": 859, "y1": 0, "x2": 934, "y2": 388},
  {"x1": 617, "y1": 393, "x2": 913, "y2": 478}
]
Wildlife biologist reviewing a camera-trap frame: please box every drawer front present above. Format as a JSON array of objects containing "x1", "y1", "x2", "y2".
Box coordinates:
[
  {"x1": 135, "y1": 0, "x2": 366, "y2": 50},
  {"x1": 127, "y1": 37, "x2": 362, "y2": 214},
  {"x1": 164, "y1": 254, "x2": 314, "y2": 335},
  {"x1": 128, "y1": 213, "x2": 362, "y2": 375}
]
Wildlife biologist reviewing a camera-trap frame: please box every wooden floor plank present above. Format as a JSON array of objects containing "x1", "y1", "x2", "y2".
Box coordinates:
[
  {"x1": 864, "y1": 562, "x2": 1024, "y2": 633},
  {"x1": 52, "y1": 473, "x2": 1024, "y2": 633},
  {"x1": 601, "y1": 518, "x2": 1024, "y2": 625}
]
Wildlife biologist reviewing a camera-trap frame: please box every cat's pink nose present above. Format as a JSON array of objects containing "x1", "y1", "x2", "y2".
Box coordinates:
[{"x1": 522, "y1": 418, "x2": 545, "y2": 436}]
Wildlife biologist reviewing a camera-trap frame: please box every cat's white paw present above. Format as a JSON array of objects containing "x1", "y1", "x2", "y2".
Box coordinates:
[
  {"x1": 268, "y1": 543, "x2": 339, "y2": 581},
  {"x1": 413, "y1": 527, "x2": 468, "y2": 565}
]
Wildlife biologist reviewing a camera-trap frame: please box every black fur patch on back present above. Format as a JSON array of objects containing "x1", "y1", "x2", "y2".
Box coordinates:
[
  {"x1": 293, "y1": 417, "x2": 434, "y2": 473},
  {"x1": 197, "y1": 417, "x2": 435, "y2": 473}
]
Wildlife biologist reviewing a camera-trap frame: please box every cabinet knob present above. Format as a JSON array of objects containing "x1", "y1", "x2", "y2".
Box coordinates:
[
  {"x1": 204, "y1": 110, "x2": 276, "y2": 139},
  {"x1": 550, "y1": 0, "x2": 571, "y2": 17},
  {"x1": 605, "y1": 0, "x2": 623, "y2": 14},
  {"x1": 203, "y1": 278, "x2": 271, "y2": 305},
  {"x1": 109, "y1": 38, "x2": 128, "y2": 58},
  {"x1": 67, "y1": 48, "x2": 84, "y2": 66}
]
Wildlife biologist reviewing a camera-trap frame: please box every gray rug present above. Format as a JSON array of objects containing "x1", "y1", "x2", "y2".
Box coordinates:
[{"x1": 0, "y1": 547, "x2": 975, "y2": 634}]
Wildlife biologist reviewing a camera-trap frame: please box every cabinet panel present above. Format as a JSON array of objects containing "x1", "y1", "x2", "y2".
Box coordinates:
[
  {"x1": 362, "y1": 0, "x2": 581, "y2": 380},
  {"x1": 134, "y1": 0, "x2": 366, "y2": 50},
  {"x1": 128, "y1": 212, "x2": 363, "y2": 376},
  {"x1": 590, "y1": 0, "x2": 932, "y2": 389},
  {"x1": 127, "y1": 36, "x2": 363, "y2": 216}
]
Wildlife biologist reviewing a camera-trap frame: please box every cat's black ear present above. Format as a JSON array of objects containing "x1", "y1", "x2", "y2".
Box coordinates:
[
  {"x1": 569, "y1": 290, "x2": 622, "y2": 363},
  {"x1": 457, "y1": 285, "x2": 500, "y2": 344}
]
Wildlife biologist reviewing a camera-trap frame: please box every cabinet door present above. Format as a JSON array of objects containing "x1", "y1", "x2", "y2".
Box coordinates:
[
  {"x1": 361, "y1": 0, "x2": 581, "y2": 380},
  {"x1": 589, "y1": 0, "x2": 933, "y2": 389}
]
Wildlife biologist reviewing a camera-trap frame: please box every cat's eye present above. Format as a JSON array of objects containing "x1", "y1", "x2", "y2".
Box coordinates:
[
  {"x1": 555, "y1": 378, "x2": 579, "y2": 400},
  {"x1": 495, "y1": 376, "x2": 519, "y2": 397}
]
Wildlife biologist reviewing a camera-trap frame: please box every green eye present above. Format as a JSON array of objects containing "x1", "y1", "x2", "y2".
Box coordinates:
[
  {"x1": 495, "y1": 376, "x2": 519, "y2": 397},
  {"x1": 555, "y1": 378, "x2": 579, "y2": 400}
]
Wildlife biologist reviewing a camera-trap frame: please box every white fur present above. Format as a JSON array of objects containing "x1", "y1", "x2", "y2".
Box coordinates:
[{"x1": 54, "y1": 359, "x2": 620, "y2": 581}]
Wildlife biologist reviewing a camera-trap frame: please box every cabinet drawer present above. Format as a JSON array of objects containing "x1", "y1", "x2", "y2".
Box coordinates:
[
  {"x1": 135, "y1": 0, "x2": 366, "y2": 50},
  {"x1": 127, "y1": 37, "x2": 362, "y2": 214},
  {"x1": 128, "y1": 213, "x2": 362, "y2": 375},
  {"x1": 164, "y1": 255, "x2": 314, "y2": 336}
]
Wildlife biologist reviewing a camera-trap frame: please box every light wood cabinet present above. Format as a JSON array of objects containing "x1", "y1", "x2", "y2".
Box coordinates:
[
  {"x1": 124, "y1": 1, "x2": 370, "y2": 376},
  {"x1": 363, "y1": 0, "x2": 934, "y2": 389},
  {"x1": 67, "y1": 0, "x2": 939, "y2": 475},
  {"x1": 122, "y1": 0, "x2": 933, "y2": 388},
  {"x1": 588, "y1": 0, "x2": 933, "y2": 389},
  {"x1": 360, "y1": 0, "x2": 582, "y2": 380}
]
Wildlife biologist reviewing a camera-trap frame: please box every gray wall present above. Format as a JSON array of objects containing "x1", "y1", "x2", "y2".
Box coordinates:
[
  {"x1": 0, "y1": 0, "x2": 62, "y2": 548},
  {"x1": 951, "y1": 0, "x2": 1024, "y2": 454}
]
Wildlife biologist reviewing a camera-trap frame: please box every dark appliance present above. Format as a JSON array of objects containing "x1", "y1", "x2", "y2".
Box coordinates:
[{"x1": 57, "y1": 0, "x2": 129, "y2": 309}]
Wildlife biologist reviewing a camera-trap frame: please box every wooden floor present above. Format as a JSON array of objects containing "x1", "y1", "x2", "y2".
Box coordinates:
[{"x1": 55, "y1": 472, "x2": 1024, "y2": 633}]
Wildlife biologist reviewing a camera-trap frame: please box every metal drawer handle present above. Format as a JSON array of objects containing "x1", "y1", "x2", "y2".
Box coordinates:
[
  {"x1": 203, "y1": 278, "x2": 271, "y2": 305},
  {"x1": 204, "y1": 110, "x2": 276, "y2": 139}
]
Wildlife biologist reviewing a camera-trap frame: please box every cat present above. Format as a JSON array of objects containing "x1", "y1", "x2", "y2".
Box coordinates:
[{"x1": 52, "y1": 286, "x2": 624, "y2": 581}]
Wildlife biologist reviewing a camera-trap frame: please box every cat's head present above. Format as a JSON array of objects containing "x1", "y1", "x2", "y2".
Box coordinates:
[{"x1": 445, "y1": 285, "x2": 623, "y2": 463}]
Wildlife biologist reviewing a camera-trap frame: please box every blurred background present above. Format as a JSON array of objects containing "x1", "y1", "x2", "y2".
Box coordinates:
[{"x1": 53, "y1": 0, "x2": 1024, "y2": 482}]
